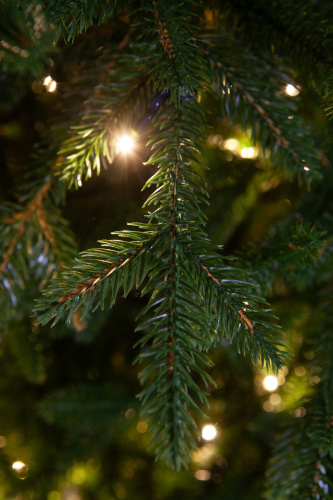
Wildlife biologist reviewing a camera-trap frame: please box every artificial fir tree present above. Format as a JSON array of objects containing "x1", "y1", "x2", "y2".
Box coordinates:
[{"x1": 0, "y1": 0, "x2": 333, "y2": 498}]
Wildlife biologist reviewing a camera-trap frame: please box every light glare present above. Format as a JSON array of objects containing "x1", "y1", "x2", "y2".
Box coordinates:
[
  {"x1": 224, "y1": 138, "x2": 239, "y2": 152},
  {"x1": 117, "y1": 135, "x2": 134, "y2": 154},
  {"x1": 12, "y1": 460, "x2": 26, "y2": 472},
  {"x1": 285, "y1": 84, "x2": 300, "y2": 96},
  {"x1": 48, "y1": 80, "x2": 57, "y2": 92},
  {"x1": 195, "y1": 469, "x2": 211, "y2": 481},
  {"x1": 263, "y1": 375, "x2": 278, "y2": 391},
  {"x1": 241, "y1": 147, "x2": 258, "y2": 159},
  {"x1": 202, "y1": 424, "x2": 217, "y2": 441},
  {"x1": 43, "y1": 75, "x2": 57, "y2": 92}
]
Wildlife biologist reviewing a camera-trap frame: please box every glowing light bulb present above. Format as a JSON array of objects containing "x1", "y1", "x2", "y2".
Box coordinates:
[
  {"x1": 241, "y1": 147, "x2": 258, "y2": 159},
  {"x1": 12, "y1": 460, "x2": 28, "y2": 479},
  {"x1": 201, "y1": 424, "x2": 217, "y2": 441},
  {"x1": 43, "y1": 75, "x2": 57, "y2": 92},
  {"x1": 48, "y1": 80, "x2": 57, "y2": 92},
  {"x1": 195, "y1": 469, "x2": 211, "y2": 481},
  {"x1": 263, "y1": 375, "x2": 278, "y2": 391},
  {"x1": 224, "y1": 138, "x2": 239, "y2": 152},
  {"x1": 285, "y1": 84, "x2": 300, "y2": 97},
  {"x1": 116, "y1": 135, "x2": 134, "y2": 154}
]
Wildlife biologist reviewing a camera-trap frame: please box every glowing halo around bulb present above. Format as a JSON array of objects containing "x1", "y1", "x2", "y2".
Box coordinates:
[
  {"x1": 43, "y1": 75, "x2": 57, "y2": 92},
  {"x1": 11, "y1": 460, "x2": 29, "y2": 479},
  {"x1": 285, "y1": 84, "x2": 300, "y2": 97},
  {"x1": 263, "y1": 375, "x2": 278, "y2": 391},
  {"x1": 201, "y1": 424, "x2": 217, "y2": 441},
  {"x1": 116, "y1": 135, "x2": 135, "y2": 154},
  {"x1": 12, "y1": 460, "x2": 26, "y2": 472}
]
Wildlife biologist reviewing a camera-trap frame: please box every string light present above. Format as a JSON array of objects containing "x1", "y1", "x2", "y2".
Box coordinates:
[
  {"x1": 12, "y1": 460, "x2": 28, "y2": 479},
  {"x1": 285, "y1": 84, "x2": 300, "y2": 96},
  {"x1": 195, "y1": 470, "x2": 211, "y2": 481},
  {"x1": 116, "y1": 135, "x2": 135, "y2": 154},
  {"x1": 43, "y1": 75, "x2": 57, "y2": 92},
  {"x1": 201, "y1": 424, "x2": 217, "y2": 441},
  {"x1": 263, "y1": 375, "x2": 278, "y2": 391},
  {"x1": 240, "y1": 147, "x2": 258, "y2": 159}
]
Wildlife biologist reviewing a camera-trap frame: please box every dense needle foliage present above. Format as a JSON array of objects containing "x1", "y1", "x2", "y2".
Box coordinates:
[{"x1": 0, "y1": 0, "x2": 333, "y2": 498}]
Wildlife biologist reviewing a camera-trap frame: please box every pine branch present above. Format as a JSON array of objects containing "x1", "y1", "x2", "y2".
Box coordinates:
[
  {"x1": 236, "y1": 221, "x2": 326, "y2": 295},
  {"x1": 35, "y1": 98, "x2": 289, "y2": 468},
  {"x1": 219, "y1": 0, "x2": 333, "y2": 96},
  {"x1": 0, "y1": 173, "x2": 77, "y2": 327},
  {"x1": 135, "y1": 101, "x2": 288, "y2": 467},
  {"x1": 38, "y1": 0, "x2": 128, "y2": 42},
  {"x1": 133, "y1": 0, "x2": 208, "y2": 99},
  {"x1": 57, "y1": 55, "x2": 152, "y2": 188},
  {"x1": 34, "y1": 230, "x2": 158, "y2": 325},
  {"x1": 187, "y1": 253, "x2": 289, "y2": 370},
  {"x1": 205, "y1": 32, "x2": 323, "y2": 183},
  {"x1": 266, "y1": 425, "x2": 333, "y2": 500}
]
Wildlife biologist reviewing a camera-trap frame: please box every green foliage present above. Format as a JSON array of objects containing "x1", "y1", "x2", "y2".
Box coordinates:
[
  {"x1": 266, "y1": 425, "x2": 333, "y2": 500},
  {"x1": 0, "y1": 189, "x2": 77, "y2": 334},
  {"x1": 236, "y1": 221, "x2": 326, "y2": 295},
  {"x1": 1, "y1": 0, "x2": 333, "y2": 496},
  {"x1": 37, "y1": 383, "x2": 135, "y2": 430},
  {"x1": 57, "y1": 55, "x2": 152, "y2": 188},
  {"x1": 206, "y1": 31, "x2": 322, "y2": 183},
  {"x1": 220, "y1": 0, "x2": 333, "y2": 95},
  {"x1": 0, "y1": 0, "x2": 56, "y2": 76},
  {"x1": 35, "y1": 100, "x2": 288, "y2": 468},
  {"x1": 38, "y1": 0, "x2": 128, "y2": 42},
  {"x1": 133, "y1": 0, "x2": 208, "y2": 99},
  {"x1": 6, "y1": 321, "x2": 46, "y2": 384}
]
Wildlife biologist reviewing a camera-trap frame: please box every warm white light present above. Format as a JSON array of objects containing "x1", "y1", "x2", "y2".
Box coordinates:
[
  {"x1": 48, "y1": 80, "x2": 57, "y2": 92},
  {"x1": 263, "y1": 375, "x2": 278, "y2": 391},
  {"x1": 202, "y1": 424, "x2": 217, "y2": 441},
  {"x1": 241, "y1": 147, "x2": 258, "y2": 159},
  {"x1": 304, "y1": 166, "x2": 310, "y2": 171},
  {"x1": 224, "y1": 138, "x2": 239, "y2": 152},
  {"x1": 116, "y1": 135, "x2": 134, "y2": 154},
  {"x1": 43, "y1": 75, "x2": 57, "y2": 92},
  {"x1": 11, "y1": 460, "x2": 28, "y2": 480},
  {"x1": 12, "y1": 460, "x2": 26, "y2": 472},
  {"x1": 285, "y1": 84, "x2": 300, "y2": 97},
  {"x1": 195, "y1": 469, "x2": 211, "y2": 481}
]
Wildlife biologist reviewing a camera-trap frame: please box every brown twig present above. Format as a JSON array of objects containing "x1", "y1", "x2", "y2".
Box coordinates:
[
  {"x1": 57, "y1": 250, "x2": 138, "y2": 305},
  {"x1": 0, "y1": 178, "x2": 53, "y2": 278},
  {"x1": 152, "y1": 0, "x2": 174, "y2": 61},
  {"x1": 200, "y1": 263, "x2": 254, "y2": 336}
]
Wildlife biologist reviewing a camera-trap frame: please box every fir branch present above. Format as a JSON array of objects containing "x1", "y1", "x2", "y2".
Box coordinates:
[
  {"x1": 205, "y1": 33, "x2": 323, "y2": 183},
  {"x1": 266, "y1": 425, "x2": 333, "y2": 500},
  {"x1": 235, "y1": 221, "x2": 326, "y2": 295},
  {"x1": 133, "y1": 0, "x2": 208, "y2": 99},
  {"x1": 38, "y1": 0, "x2": 128, "y2": 42},
  {"x1": 34, "y1": 231, "x2": 158, "y2": 325},
  {"x1": 219, "y1": 0, "x2": 333, "y2": 95},
  {"x1": 57, "y1": 56, "x2": 152, "y2": 188},
  {"x1": 0, "y1": 173, "x2": 76, "y2": 319},
  {"x1": 186, "y1": 252, "x2": 289, "y2": 371}
]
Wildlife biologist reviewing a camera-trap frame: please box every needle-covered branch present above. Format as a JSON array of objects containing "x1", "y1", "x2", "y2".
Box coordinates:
[{"x1": 205, "y1": 32, "x2": 322, "y2": 183}]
